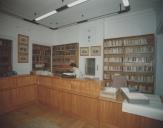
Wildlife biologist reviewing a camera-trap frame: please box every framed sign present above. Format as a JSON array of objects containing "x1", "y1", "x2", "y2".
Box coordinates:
[
  {"x1": 80, "y1": 47, "x2": 89, "y2": 56},
  {"x1": 91, "y1": 46, "x2": 101, "y2": 56},
  {"x1": 18, "y1": 34, "x2": 29, "y2": 63}
]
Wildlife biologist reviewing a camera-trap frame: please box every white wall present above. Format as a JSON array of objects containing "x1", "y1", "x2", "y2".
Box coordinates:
[
  {"x1": 104, "y1": 9, "x2": 156, "y2": 39},
  {"x1": 155, "y1": 34, "x2": 163, "y2": 96},
  {"x1": 78, "y1": 19, "x2": 104, "y2": 80},
  {"x1": 155, "y1": 4, "x2": 163, "y2": 96},
  {"x1": 55, "y1": 25, "x2": 79, "y2": 45},
  {"x1": 0, "y1": 12, "x2": 56, "y2": 74},
  {"x1": 155, "y1": 3, "x2": 163, "y2": 34}
]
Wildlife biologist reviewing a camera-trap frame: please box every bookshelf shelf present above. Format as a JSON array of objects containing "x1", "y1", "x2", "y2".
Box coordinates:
[
  {"x1": 32, "y1": 44, "x2": 51, "y2": 71},
  {"x1": 103, "y1": 34, "x2": 155, "y2": 93},
  {"x1": 52, "y1": 43, "x2": 79, "y2": 74},
  {"x1": 0, "y1": 39, "x2": 12, "y2": 74}
]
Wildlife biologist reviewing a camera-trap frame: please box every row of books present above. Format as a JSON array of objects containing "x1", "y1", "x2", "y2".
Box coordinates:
[
  {"x1": 104, "y1": 73, "x2": 153, "y2": 83},
  {"x1": 53, "y1": 59, "x2": 75, "y2": 63},
  {"x1": 104, "y1": 48, "x2": 123, "y2": 54},
  {"x1": 54, "y1": 44, "x2": 78, "y2": 51},
  {"x1": 34, "y1": 46, "x2": 50, "y2": 50},
  {"x1": 104, "y1": 65, "x2": 153, "y2": 72},
  {"x1": 53, "y1": 51, "x2": 77, "y2": 55},
  {"x1": 126, "y1": 75, "x2": 153, "y2": 83},
  {"x1": 53, "y1": 46, "x2": 65, "y2": 51},
  {"x1": 104, "y1": 56, "x2": 153, "y2": 63},
  {"x1": 104, "y1": 47, "x2": 153, "y2": 54},
  {"x1": 104, "y1": 57, "x2": 123, "y2": 62},
  {"x1": 123, "y1": 56, "x2": 153, "y2": 63},
  {"x1": 53, "y1": 51, "x2": 65, "y2": 55},
  {"x1": 0, "y1": 41, "x2": 11, "y2": 47},
  {"x1": 123, "y1": 66, "x2": 153, "y2": 72},
  {"x1": 124, "y1": 38, "x2": 148, "y2": 46},
  {"x1": 0, "y1": 51, "x2": 10, "y2": 56},
  {"x1": 125, "y1": 46, "x2": 153, "y2": 53},
  {"x1": 104, "y1": 40, "x2": 123, "y2": 47},
  {"x1": 33, "y1": 56, "x2": 50, "y2": 62},
  {"x1": 33, "y1": 50, "x2": 51, "y2": 55},
  {"x1": 104, "y1": 66, "x2": 123, "y2": 71},
  {"x1": 65, "y1": 44, "x2": 77, "y2": 50},
  {"x1": 104, "y1": 38, "x2": 150, "y2": 47}
]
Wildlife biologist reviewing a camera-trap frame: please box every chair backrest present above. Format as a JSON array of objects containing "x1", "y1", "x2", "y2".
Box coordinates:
[{"x1": 111, "y1": 76, "x2": 127, "y2": 88}]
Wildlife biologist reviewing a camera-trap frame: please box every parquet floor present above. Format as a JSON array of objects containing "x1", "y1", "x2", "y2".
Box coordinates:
[{"x1": 0, "y1": 104, "x2": 98, "y2": 128}]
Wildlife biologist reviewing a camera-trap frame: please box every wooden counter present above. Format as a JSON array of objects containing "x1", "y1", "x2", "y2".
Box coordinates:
[
  {"x1": 37, "y1": 75, "x2": 103, "y2": 125},
  {"x1": 0, "y1": 75, "x2": 162, "y2": 128},
  {"x1": 99, "y1": 91, "x2": 163, "y2": 128},
  {"x1": 0, "y1": 75, "x2": 37, "y2": 115}
]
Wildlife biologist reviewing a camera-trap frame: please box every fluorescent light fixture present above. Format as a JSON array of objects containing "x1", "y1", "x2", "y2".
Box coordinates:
[
  {"x1": 35, "y1": 10, "x2": 57, "y2": 21},
  {"x1": 122, "y1": 0, "x2": 129, "y2": 7},
  {"x1": 68, "y1": 0, "x2": 88, "y2": 7}
]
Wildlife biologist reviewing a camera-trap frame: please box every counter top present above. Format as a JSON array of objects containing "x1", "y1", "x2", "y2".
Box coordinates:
[{"x1": 122, "y1": 94, "x2": 163, "y2": 121}]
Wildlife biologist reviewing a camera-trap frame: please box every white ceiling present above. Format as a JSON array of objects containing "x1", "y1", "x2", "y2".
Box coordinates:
[{"x1": 0, "y1": 0, "x2": 162, "y2": 29}]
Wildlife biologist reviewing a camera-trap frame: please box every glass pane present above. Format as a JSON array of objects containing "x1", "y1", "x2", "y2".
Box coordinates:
[{"x1": 85, "y1": 58, "x2": 95, "y2": 75}]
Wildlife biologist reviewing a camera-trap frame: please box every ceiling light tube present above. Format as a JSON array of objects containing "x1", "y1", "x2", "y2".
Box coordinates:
[
  {"x1": 35, "y1": 10, "x2": 57, "y2": 21},
  {"x1": 122, "y1": 0, "x2": 129, "y2": 7},
  {"x1": 67, "y1": 0, "x2": 88, "y2": 7}
]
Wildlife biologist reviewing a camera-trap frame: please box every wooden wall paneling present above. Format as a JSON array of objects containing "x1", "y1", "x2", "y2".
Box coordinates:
[
  {"x1": 1, "y1": 75, "x2": 162, "y2": 128},
  {"x1": 120, "y1": 111, "x2": 163, "y2": 128},
  {"x1": 31, "y1": 75, "x2": 37, "y2": 85},
  {"x1": 9, "y1": 88, "x2": 18, "y2": 109},
  {"x1": 71, "y1": 94, "x2": 98, "y2": 125},
  {"x1": 38, "y1": 76, "x2": 52, "y2": 87},
  {"x1": 0, "y1": 75, "x2": 36, "y2": 115},
  {"x1": 51, "y1": 77, "x2": 60, "y2": 89},
  {"x1": 0, "y1": 90, "x2": 11, "y2": 114},
  {"x1": 17, "y1": 86, "x2": 30, "y2": 105},
  {"x1": 99, "y1": 100, "x2": 122, "y2": 128},
  {"x1": 89, "y1": 81, "x2": 102, "y2": 97},
  {"x1": 0, "y1": 90, "x2": 3, "y2": 114},
  {"x1": 27, "y1": 85, "x2": 37, "y2": 102},
  {"x1": 0, "y1": 77, "x2": 17, "y2": 90},
  {"x1": 49, "y1": 89, "x2": 59, "y2": 108},
  {"x1": 58, "y1": 79, "x2": 71, "y2": 91},
  {"x1": 0, "y1": 77, "x2": 17, "y2": 114},
  {"x1": 37, "y1": 86, "x2": 50, "y2": 105},
  {"x1": 17, "y1": 75, "x2": 35, "y2": 87},
  {"x1": 140, "y1": 116, "x2": 163, "y2": 128},
  {"x1": 120, "y1": 112, "x2": 141, "y2": 128},
  {"x1": 0, "y1": 89, "x2": 19, "y2": 114},
  {"x1": 71, "y1": 80, "x2": 102, "y2": 97},
  {"x1": 59, "y1": 91, "x2": 72, "y2": 114},
  {"x1": 45, "y1": 88, "x2": 51, "y2": 105},
  {"x1": 99, "y1": 98, "x2": 163, "y2": 128},
  {"x1": 37, "y1": 86, "x2": 42, "y2": 103}
]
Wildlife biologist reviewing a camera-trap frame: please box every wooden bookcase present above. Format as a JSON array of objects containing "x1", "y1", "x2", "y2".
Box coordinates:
[
  {"x1": 32, "y1": 44, "x2": 51, "y2": 71},
  {"x1": 52, "y1": 43, "x2": 79, "y2": 74},
  {"x1": 0, "y1": 39, "x2": 12, "y2": 74},
  {"x1": 103, "y1": 34, "x2": 155, "y2": 93}
]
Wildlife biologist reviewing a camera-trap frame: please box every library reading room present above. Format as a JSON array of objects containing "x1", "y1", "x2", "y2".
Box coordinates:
[{"x1": 0, "y1": 0, "x2": 163, "y2": 128}]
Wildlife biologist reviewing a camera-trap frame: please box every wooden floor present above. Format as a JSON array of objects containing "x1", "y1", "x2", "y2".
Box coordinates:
[{"x1": 0, "y1": 104, "x2": 98, "y2": 128}]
